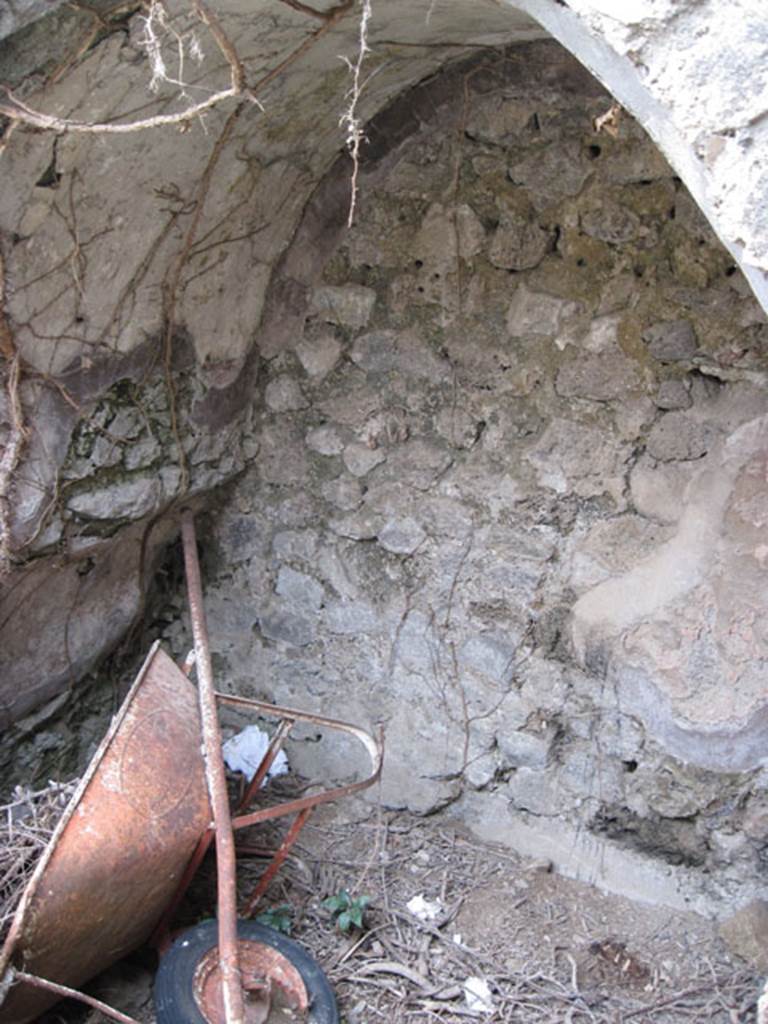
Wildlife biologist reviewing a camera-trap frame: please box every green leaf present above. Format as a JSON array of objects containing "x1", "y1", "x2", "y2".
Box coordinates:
[
  {"x1": 323, "y1": 894, "x2": 347, "y2": 913},
  {"x1": 337, "y1": 910, "x2": 352, "y2": 933},
  {"x1": 324, "y1": 888, "x2": 371, "y2": 932},
  {"x1": 255, "y1": 904, "x2": 293, "y2": 935}
]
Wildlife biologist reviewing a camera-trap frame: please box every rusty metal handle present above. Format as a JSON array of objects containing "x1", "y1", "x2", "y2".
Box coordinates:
[
  {"x1": 181, "y1": 511, "x2": 244, "y2": 1024},
  {"x1": 216, "y1": 692, "x2": 384, "y2": 830}
]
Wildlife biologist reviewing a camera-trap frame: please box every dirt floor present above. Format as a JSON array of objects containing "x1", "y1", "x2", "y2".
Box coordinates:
[{"x1": 35, "y1": 782, "x2": 760, "y2": 1024}]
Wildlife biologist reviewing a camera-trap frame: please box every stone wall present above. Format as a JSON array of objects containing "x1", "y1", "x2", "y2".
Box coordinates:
[
  {"x1": 1, "y1": 1, "x2": 768, "y2": 914},
  {"x1": 513, "y1": 0, "x2": 768, "y2": 312},
  {"x1": 148, "y1": 46, "x2": 768, "y2": 911},
  {"x1": 0, "y1": 0, "x2": 536, "y2": 725}
]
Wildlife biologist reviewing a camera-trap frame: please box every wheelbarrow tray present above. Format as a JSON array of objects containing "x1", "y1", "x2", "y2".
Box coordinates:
[{"x1": 0, "y1": 641, "x2": 211, "y2": 1024}]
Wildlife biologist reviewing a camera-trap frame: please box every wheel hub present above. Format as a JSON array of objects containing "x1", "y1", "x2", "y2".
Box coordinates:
[{"x1": 192, "y1": 940, "x2": 309, "y2": 1024}]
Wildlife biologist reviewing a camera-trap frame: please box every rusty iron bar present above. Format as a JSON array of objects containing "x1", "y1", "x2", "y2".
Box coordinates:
[
  {"x1": 216, "y1": 692, "x2": 383, "y2": 769},
  {"x1": 152, "y1": 654, "x2": 383, "y2": 952},
  {"x1": 14, "y1": 972, "x2": 141, "y2": 1024},
  {"x1": 150, "y1": 712, "x2": 293, "y2": 950},
  {"x1": 217, "y1": 693, "x2": 384, "y2": 832},
  {"x1": 181, "y1": 511, "x2": 245, "y2": 1024},
  {"x1": 242, "y1": 806, "x2": 312, "y2": 917},
  {"x1": 239, "y1": 718, "x2": 295, "y2": 810}
]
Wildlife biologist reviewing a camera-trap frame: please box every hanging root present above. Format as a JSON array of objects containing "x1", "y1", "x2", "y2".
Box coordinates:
[
  {"x1": 0, "y1": 247, "x2": 26, "y2": 580},
  {"x1": 339, "y1": 0, "x2": 373, "y2": 228}
]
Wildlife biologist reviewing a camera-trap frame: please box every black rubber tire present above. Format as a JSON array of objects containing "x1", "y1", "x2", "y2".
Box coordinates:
[{"x1": 154, "y1": 919, "x2": 339, "y2": 1024}]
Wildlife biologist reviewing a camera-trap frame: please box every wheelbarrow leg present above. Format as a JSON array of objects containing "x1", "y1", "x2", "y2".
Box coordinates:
[
  {"x1": 242, "y1": 806, "x2": 313, "y2": 917},
  {"x1": 181, "y1": 511, "x2": 245, "y2": 1024}
]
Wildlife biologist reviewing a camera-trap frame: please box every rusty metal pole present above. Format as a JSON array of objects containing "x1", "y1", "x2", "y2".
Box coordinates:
[{"x1": 181, "y1": 511, "x2": 245, "y2": 1024}]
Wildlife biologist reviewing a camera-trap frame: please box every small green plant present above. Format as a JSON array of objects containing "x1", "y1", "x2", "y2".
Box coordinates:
[
  {"x1": 255, "y1": 903, "x2": 293, "y2": 935},
  {"x1": 323, "y1": 889, "x2": 370, "y2": 933}
]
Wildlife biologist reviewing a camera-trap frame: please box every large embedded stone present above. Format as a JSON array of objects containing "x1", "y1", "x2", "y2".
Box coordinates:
[
  {"x1": 378, "y1": 440, "x2": 453, "y2": 491},
  {"x1": 525, "y1": 418, "x2": 630, "y2": 504},
  {"x1": 67, "y1": 475, "x2": 162, "y2": 520},
  {"x1": 646, "y1": 411, "x2": 711, "y2": 461},
  {"x1": 275, "y1": 566, "x2": 325, "y2": 613},
  {"x1": 507, "y1": 284, "x2": 581, "y2": 336},
  {"x1": 294, "y1": 333, "x2": 342, "y2": 378},
  {"x1": 342, "y1": 443, "x2": 387, "y2": 477},
  {"x1": 643, "y1": 321, "x2": 699, "y2": 362},
  {"x1": 258, "y1": 606, "x2": 316, "y2": 647},
  {"x1": 580, "y1": 202, "x2": 641, "y2": 244},
  {"x1": 655, "y1": 378, "x2": 692, "y2": 410},
  {"x1": 377, "y1": 517, "x2": 427, "y2": 555},
  {"x1": 498, "y1": 730, "x2": 554, "y2": 769},
  {"x1": 350, "y1": 329, "x2": 449, "y2": 380},
  {"x1": 719, "y1": 901, "x2": 768, "y2": 971},
  {"x1": 306, "y1": 425, "x2": 345, "y2": 456},
  {"x1": 456, "y1": 203, "x2": 486, "y2": 258},
  {"x1": 324, "y1": 601, "x2": 380, "y2": 635},
  {"x1": 556, "y1": 351, "x2": 646, "y2": 401},
  {"x1": 508, "y1": 139, "x2": 592, "y2": 200},
  {"x1": 309, "y1": 285, "x2": 376, "y2": 330},
  {"x1": 265, "y1": 375, "x2": 308, "y2": 413},
  {"x1": 273, "y1": 530, "x2": 318, "y2": 562},
  {"x1": 321, "y1": 476, "x2": 364, "y2": 511},
  {"x1": 459, "y1": 633, "x2": 518, "y2": 685},
  {"x1": 488, "y1": 214, "x2": 552, "y2": 271}
]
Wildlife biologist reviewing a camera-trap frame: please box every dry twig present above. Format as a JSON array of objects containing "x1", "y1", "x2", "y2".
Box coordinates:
[
  {"x1": 0, "y1": 780, "x2": 76, "y2": 943},
  {"x1": 0, "y1": 0, "x2": 259, "y2": 139}
]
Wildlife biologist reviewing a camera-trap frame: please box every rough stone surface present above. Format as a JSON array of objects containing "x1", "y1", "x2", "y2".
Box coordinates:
[
  {"x1": 275, "y1": 567, "x2": 324, "y2": 613},
  {"x1": 646, "y1": 411, "x2": 711, "y2": 461},
  {"x1": 134, "y1": 55, "x2": 768, "y2": 911},
  {"x1": 573, "y1": 414, "x2": 768, "y2": 771},
  {"x1": 556, "y1": 351, "x2": 647, "y2": 401},
  {"x1": 67, "y1": 475, "x2": 162, "y2": 520},
  {"x1": 643, "y1": 320, "x2": 700, "y2": 362},
  {"x1": 265, "y1": 375, "x2": 309, "y2": 413},
  {"x1": 513, "y1": 0, "x2": 768, "y2": 310},
  {"x1": 305, "y1": 425, "x2": 345, "y2": 456},
  {"x1": 2, "y1": 9, "x2": 768, "y2": 915},
  {"x1": 507, "y1": 285, "x2": 582, "y2": 337},
  {"x1": 294, "y1": 333, "x2": 343, "y2": 379},
  {"x1": 309, "y1": 285, "x2": 377, "y2": 331},
  {"x1": 377, "y1": 517, "x2": 427, "y2": 555},
  {"x1": 342, "y1": 443, "x2": 387, "y2": 478},
  {"x1": 719, "y1": 900, "x2": 768, "y2": 971},
  {"x1": 655, "y1": 378, "x2": 692, "y2": 410},
  {"x1": 488, "y1": 214, "x2": 552, "y2": 270}
]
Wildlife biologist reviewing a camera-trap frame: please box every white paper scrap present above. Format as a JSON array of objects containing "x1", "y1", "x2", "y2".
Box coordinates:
[
  {"x1": 463, "y1": 976, "x2": 495, "y2": 1014},
  {"x1": 222, "y1": 725, "x2": 289, "y2": 783},
  {"x1": 406, "y1": 894, "x2": 443, "y2": 922}
]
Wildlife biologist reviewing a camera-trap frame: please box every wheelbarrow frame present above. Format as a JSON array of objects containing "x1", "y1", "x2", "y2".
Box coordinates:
[
  {"x1": 0, "y1": 512, "x2": 383, "y2": 1024},
  {"x1": 0, "y1": 640, "x2": 212, "y2": 1024}
]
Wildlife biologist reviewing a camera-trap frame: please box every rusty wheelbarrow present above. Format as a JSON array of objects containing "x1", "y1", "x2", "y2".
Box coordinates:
[{"x1": 0, "y1": 511, "x2": 383, "y2": 1024}]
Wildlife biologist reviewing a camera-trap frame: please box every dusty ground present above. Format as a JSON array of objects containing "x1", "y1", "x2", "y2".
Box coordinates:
[{"x1": 36, "y1": 784, "x2": 759, "y2": 1024}]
